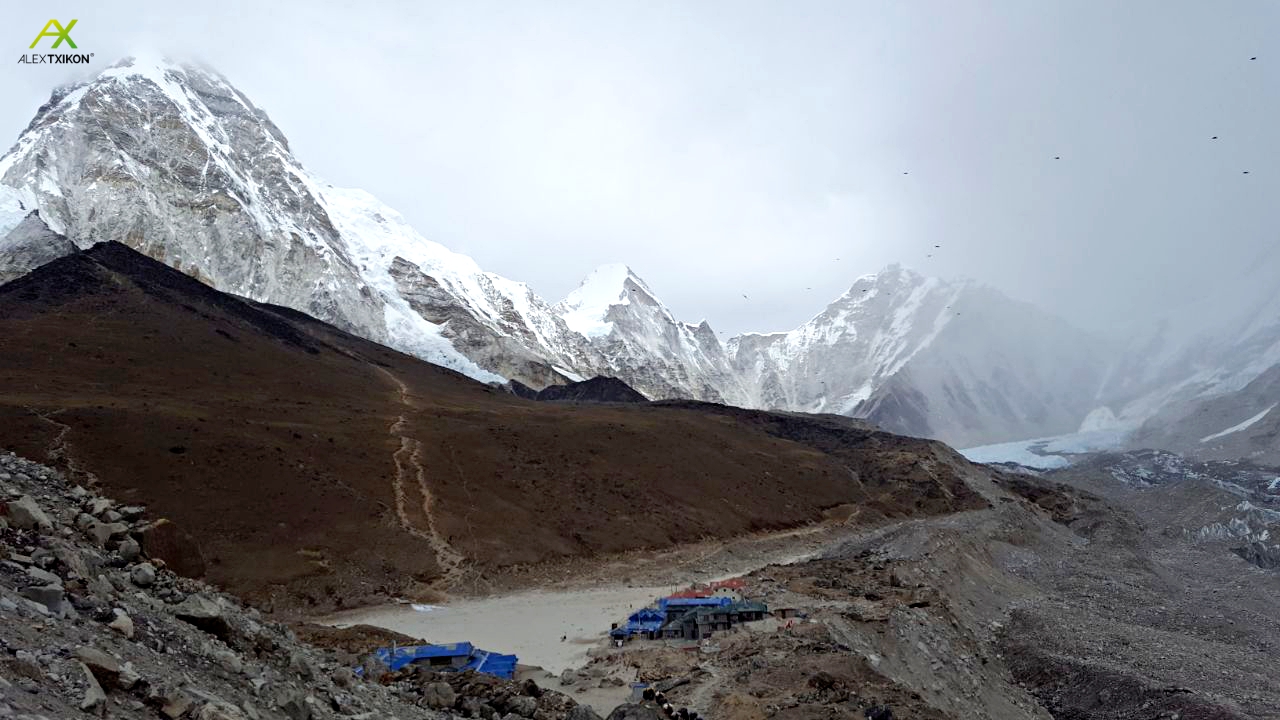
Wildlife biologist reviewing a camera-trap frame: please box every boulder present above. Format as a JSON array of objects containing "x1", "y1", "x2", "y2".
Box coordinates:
[
  {"x1": 87, "y1": 574, "x2": 116, "y2": 600},
  {"x1": 424, "y1": 682, "x2": 457, "y2": 709},
  {"x1": 287, "y1": 650, "x2": 317, "y2": 680},
  {"x1": 139, "y1": 518, "x2": 207, "y2": 578},
  {"x1": 330, "y1": 667, "x2": 355, "y2": 689},
  {"x1": 109, "y1": 609, "x2": 135, "y2": 639},
  {"x1": 6, "y1": 495, "x2": 51, "y2": 530},
  {"x1": 275, "y1": 690, "x2": 312, "y2": 720},
  {"x1": 361, "y1": 653, "x2": 390, "y2": 683},
  {"x1": 605, "y1": 704, "x2": 665, "y2": 720},
  {"x1": 212, "y1": 649, "x2": 243, "y2": 674},
  {"x1": 118, "y1": 536, "x2": 141, "y2": 562},
  {"x1": 77, "y1": 661, "x2": 107, "y2": 712},
  {"x1": 54, "y1": 544, "x2": 95, "y2": 579},
  {"x1": 173, "y1": 594, "x2": 231, "y2": 640},
  {"x1": 460, "y1": 696, "x2": 485, "y2": 717},
  {"x1": 161, "y1": 690, "x2": 194, "y2": 719},
  {"x1": 567, "y1": 705, "x2": 604, "y2": 720},
  {"x1": 506, "y1": 695, "x2": 538, "y2": 717},
  {"x1": 88, "y1": 521, "x2": 129, "y2": 547},
  {"x1": 197, "y1": 701, "x2": 250, "y2": 720},
  {"x1": 19, "y1": 584, "x2": 66, "y2": 615},
  {"x1": 25, "y1": 566, "x2": 61, "y2": 586},
  {"x1": 130, "y1": 562, "x2": 157, "y2": 587},
  {"x1": 118, "y1": 661, "x2": 143, "y2": 690},
  {"x1": 74, "y1": 646, "x2": 121, "y2": 689}
]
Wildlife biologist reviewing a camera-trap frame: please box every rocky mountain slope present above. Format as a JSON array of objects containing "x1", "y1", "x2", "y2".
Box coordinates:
[
  {"x1": 0, "y1": 56, "x2": 1119, "y2": 447},
  {"x1": 0, "y1": 448, "x2": 624, "y2": 720},
  {"x1": 578, "y1": 450, "x2": 1280, "y2": 719},
  {"x1": 0, "y1": 238, "x2": 987, "y2": 614}
]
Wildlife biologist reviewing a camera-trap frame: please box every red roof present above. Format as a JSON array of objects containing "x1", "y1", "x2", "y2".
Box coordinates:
[
  {"x1": 710, "y1": 578, "x2": 746, "y2": 590},
  {"x1": 666, "y1": 578, "x2": 746, "y2": 599}
]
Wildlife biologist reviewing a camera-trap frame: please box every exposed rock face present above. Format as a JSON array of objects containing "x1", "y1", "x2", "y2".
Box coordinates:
[
  {"x1": 534, "y1": 376, "x2": 649, "y2": 403},
  {"x1": 553, "y1": 264, "x2": 750, "y2": 406},
  {"x1": 0, "y1": 59, "x2": 387, "y2": 341},
  {"x1": 389, "y1": 255, "x2": 595, "y2": 388},
  {"x1": 0, "y1": 211, "x2": 76, "y2": 285}
]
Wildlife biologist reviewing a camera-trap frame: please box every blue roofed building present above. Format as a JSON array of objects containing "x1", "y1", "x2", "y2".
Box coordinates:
[
  {"x1": 658, "y1": 596, "x2": 732, "y2": 612},
  {"x1": 611, "y1": 607, "x2": 667, "y2": 640},
  {"x1": 358, "y1": 642, "x2": 517, "y2": 680}
]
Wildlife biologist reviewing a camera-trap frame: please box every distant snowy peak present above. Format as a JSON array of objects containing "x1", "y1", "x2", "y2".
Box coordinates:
[
  {"x1": 728, "y1": 264, "x2": 1110, "y2": 446},
  {"x1": 551, "y1": 263, "x2": 749, "y2": 405},
  {"x1": 555, "y1": 263, "x2": 650, "y2": 338},
  {"x1": 729, "y1": 264, "x2": 972, "y2": 415}
]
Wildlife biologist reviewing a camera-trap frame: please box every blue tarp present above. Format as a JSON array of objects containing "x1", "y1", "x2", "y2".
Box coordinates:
[
  {"x1": 357, "y1": 642, "x2": 516, "y2": 679},
  {"x1": 466, "y1": 649, "x2": 518, "y2": 678},
  {"x1": 658, "y1": 596, "x2": 732, "y2": 610}
]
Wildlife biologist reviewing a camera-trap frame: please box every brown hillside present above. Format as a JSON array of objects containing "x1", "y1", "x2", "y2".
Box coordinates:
[{"x1": 0, "y1": 242, "x2": 985, "y2": 613}]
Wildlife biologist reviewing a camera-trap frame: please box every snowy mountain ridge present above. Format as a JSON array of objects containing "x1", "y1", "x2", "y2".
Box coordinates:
[{"x1": 5, "y1": 56, "x2": 1274, "y2": 449}]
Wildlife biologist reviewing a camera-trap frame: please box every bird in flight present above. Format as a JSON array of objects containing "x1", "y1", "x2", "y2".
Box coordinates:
[
  {"x1": 1054, "y1": 156, "x2": 1061, "y2": 160},
  {"x1": 742, "y1": 294, "x2": 750, "y2": 300}
]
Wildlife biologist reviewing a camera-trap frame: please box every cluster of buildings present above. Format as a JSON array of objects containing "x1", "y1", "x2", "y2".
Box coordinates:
[{"x1": 610, "y1": 579, "x2": 783, "y2": 643}]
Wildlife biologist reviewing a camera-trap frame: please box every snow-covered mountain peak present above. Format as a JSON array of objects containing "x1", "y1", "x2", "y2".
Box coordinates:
[
  {"x1": 0, "y1": 57, "x2": 1146, "y2": 448},
  {"x1": 556, "y1": 263, "x2": 654, "y2": 338}
]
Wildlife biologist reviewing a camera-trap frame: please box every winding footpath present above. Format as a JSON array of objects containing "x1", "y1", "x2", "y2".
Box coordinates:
[{"x1": 375, "y1": 366, "x2": 469, "y2": 590}]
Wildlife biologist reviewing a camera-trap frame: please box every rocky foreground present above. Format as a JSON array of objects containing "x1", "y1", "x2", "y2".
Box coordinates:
[{"x1": 0, "y1": 449, "x2": 657, "y2": 720}]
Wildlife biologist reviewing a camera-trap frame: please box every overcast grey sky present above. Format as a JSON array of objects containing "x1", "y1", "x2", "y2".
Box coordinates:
[{"x1": 3, "y1": 1, "x2": 1277, "y2": 338}]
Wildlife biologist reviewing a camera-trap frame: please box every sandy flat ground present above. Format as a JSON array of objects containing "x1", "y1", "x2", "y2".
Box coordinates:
[
  {"x1": 318, "y1": 522, "x2": 850, "y2": 679},
  {"x1": 324, "y1": 584, "x2": 681, "y2": 675}
]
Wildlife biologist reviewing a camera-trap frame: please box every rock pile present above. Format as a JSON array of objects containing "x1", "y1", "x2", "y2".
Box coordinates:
[{"x1": 0, "y1": 449, "x2": 599, "y2": 720}]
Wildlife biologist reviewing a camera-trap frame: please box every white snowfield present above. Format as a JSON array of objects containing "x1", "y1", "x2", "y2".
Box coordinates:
[{"x1": 1201, "y1": 404, "x2": 1277, "y2": 443}]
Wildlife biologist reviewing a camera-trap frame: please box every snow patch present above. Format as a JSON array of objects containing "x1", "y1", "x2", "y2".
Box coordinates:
[
  {"x1": 1200, "y1": 404, "x2": 1276, "y2": 443},
  {"x1": 1078, "y1": 406, "x2": 1120, "y2": 432},
  {"x1": 557, "y1": 263, "x2": 636, "y2": 338},
  {"x1": 0, "y1": 185, "x2": 34, "y2": 239},
  {"x1": 960, "y1": 428, "x2": 1130, "y2": 470}
]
